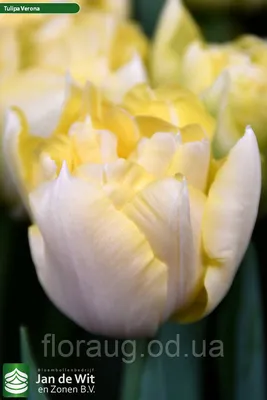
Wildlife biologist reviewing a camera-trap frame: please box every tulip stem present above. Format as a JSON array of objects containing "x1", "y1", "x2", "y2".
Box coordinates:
[{"x1": 120, "y1": 338, "x2": 148, "y2": 400}]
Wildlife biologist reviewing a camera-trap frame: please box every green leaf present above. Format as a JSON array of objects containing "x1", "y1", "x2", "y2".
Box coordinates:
[
  {"x1": 0, "y1": 211, "x2": 12, "y2": 317},
  {"x1": 22, "y1": 300, "x2": 123, "y2": 400},
  {"x1": 20, "y1": 327, "x2": 48, "y2": 400},
  {"x1": 120, "y1": 339, "x2": 147, "y2": 400},
  {"x1": 138, "y1": 321, "x2": 206, "y2": 400},
  {"x1": 216, "y1": 244, "x2": 266, "y2": 400}
]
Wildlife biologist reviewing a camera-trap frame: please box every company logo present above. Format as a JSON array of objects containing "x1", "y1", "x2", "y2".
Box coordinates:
[{"x1": 3, "y1": 364, "x2": 29, "y2": 398}]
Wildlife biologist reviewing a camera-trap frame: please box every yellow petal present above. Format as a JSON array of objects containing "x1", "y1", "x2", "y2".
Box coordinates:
[
  {"x1": 180, "y1": 42, "x2": 214, "y2": 95},
  {"x1": 203, "y1": 70, "x2": 245, "y2": 158},
  {"x1": 134, "y1": 132, "x2": 180, "y2": 177},
  {"x1": 168, "y1": 139, "x2": 210, "y2": 191},
  {"x1": 206, "y1": 65, "x2": 267, "y2": 157},
  {"x1": 109, "y1": 20, "x2": 148, "y2": 70},
  {"x1": 0, "y1": 27, "x2": 19, "y2": 80},
  {"x1": 151, "y1": 0, "x2": 201, "y2": 86},
  {"x1": 123, "y1": 83, "x2": 215, "y2": 139},
  {"x1": 102, "y1": 54, "x2": 147, "y2": 103},
  {"x1": 101, "y1": 106, "x2": 140, "y2": 158},
  {"x1": 103, "y1": 159, "x2": 155, "y2": 207},
  {"x1": 76, "y1": 158, "x2": 155, "y2": 208},
  {"x1": 29, "y1": 164, "x2": 168, "y2": 336},
  {"x1": 135, "y1": 115, "x2": 179, "y2": 139},
  {"x1": 181, "y1": 41, "x2": 250, "y2": 95},
  {"x1": 1, "y1": 69, "x2": 65, "y2": 137}
]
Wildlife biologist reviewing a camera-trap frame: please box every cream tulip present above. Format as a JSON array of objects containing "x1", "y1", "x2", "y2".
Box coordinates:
[
  {"x1": 4, "y1": 83, "x2": 261, "y2": 336},
  {"x1": 0, "y1": 8, "x2": 148, "y2": 205},
  {"x1": 152, "y1": 0, "x2": 267, "y2": 215}
]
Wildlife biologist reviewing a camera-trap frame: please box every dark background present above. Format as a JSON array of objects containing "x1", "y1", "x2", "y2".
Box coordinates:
[{"x1": 1, "y1": 1, "x2": 267, "y2": 399}]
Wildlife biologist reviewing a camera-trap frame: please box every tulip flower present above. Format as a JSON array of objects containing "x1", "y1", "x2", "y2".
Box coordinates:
[
  {"x1": 152, "y1": 0, "x2": 267, "y2": 213},
  {"x1": 122, "y1": 83, "x2": 215, "y2": 138},
  {"x1": 0, "y1": 7, "x2": 148, "y2": 204},
  {"x1": 4, "y1": 81, "x2": 261, "y2": 336},
  {"x1": 151, "y1": 0, "x2": 202, "y2": 86},
  {"x1": 151, "y1": 0, "x2": 263, "y2": 92}
]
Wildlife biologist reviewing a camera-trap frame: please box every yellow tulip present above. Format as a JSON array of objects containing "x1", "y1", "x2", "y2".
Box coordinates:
[
  {"x1": 0, "y1": 11, "x2": 148, "y2": 95},
  {"x1": 235, "y1": 35, "x2": 267, "y2": 68},
  {"x1": 4, "y1": 82, "x2": 261, "y2": 335},
  {"x1": 0, "y1": 8, "x2": 148, "y2": 204},
  {"x1": 179, "y1": 42, "x2": 250, "y2": 95},
  {"x1": 151, "y1": 0, "x2": 202, "y2": 86},
  {"x1": 28, "y1": 12, "x2": 148, "y2": 91},
  {"x1": 151, "y1": 0, "x2": 254, "y2": 93},
  {"x1": 152, "y1": 0, "x2": 267, "y2": 213},
  {"x1": 0, "y1": 70, "x2": 66, "y2": 205},
  {"x1": 122, "y1": 83, "x2": 215, "y2": 139}
]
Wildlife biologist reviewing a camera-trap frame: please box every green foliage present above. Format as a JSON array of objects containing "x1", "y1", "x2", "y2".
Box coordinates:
[
  {"x1": 215, "y1": 244, "x2": 266, "y2": 400},
  {"x1": 20, "y1": 327, "x2": 48, "y2": 400}
]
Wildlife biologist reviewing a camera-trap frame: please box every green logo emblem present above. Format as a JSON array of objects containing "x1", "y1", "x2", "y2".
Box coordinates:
[{"x1": 3, "y1": 364, "x2": 29, "y2": 398}]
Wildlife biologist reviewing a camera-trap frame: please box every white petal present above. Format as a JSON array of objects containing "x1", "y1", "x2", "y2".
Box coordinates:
[
  {"x1": 203, "y1": 70, "x2": 241, "y2": 157},
  {"x1": 29, "y1": 166, "x2": 168, "y2": 337},
  {"x1": 1, "y1": 69, "x2": 65, "y2": 137},
  {"x1": 104, "y1": 53, "x2": 147, "y2": 103},
  {"x1": 188, "y1": 186, "x2": 207, "y2": 260},
  {"x1": 123, "y1": 177, "x2": 201, "y2": 317},
  {"x1": 202, "y1": 127, "x2": 261, "y2": 314}
]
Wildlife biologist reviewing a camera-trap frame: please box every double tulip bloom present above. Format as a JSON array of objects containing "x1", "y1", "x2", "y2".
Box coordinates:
[
  {"x1": 4, "y1": 81, "x2": 261, "y2": 336},
  {"x1": 152, "y1": 0, "x2": 267, "y2": 212},
  {"x1": 0, "y1": 0, "x2": 262, "y2": 337},
  {"x1": 0, "y1": 0, "x2": 147, "y2": 203}
]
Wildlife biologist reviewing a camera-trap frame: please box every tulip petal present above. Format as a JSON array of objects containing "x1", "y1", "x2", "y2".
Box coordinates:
[
  {"x1": 188, "y1": 186, "x2": 207, "y2": 257},
  {"x1": 103, "y1": 159, "x2": 155, "y2": 207},
  {"x1": 135, "y1": 132, "x2": 180, "y2": 177},
  {"x1": 180, "y1": 42, "x2": 213, "y2": 95},
  {"x1": 76, "y1": 159, "x2": 155, "y2": 208},
  {"x1": 135, "y1": 116, "x2": 179, "y2": 139},
  {"x1": 123, "y1": 177, "x2": 201, "y2": 317},
  {"x1": 0, "y1": 27, "x2": 19, "y2": 80},
  {"x1": 29, "y1": 164, "x2": 168, "y2": 336},
  {"x1": 104, "y1": 54, "x2": 147, "y2": 103},
  {"x1": 168, "y1": 139, "x2": 210, "y2": 191},
  {"x1": 203, "y1": 70, "x2": 242, "y2": 157},
  {"x1": 29, "y1": 224, "x2": 92, "y2": 326},
  {"x1": 202, "y1": 127, "x2": 261, "y2": 314},
  {"x1": 151, "y1": 0, "x2": 201, "y2": 86},
  {"x1": 1, "y1": 69, "x2": 65, "y2": 137},
  {"x1": 2, "y1": 109, "x2": 31, "y2": 208},
  {"x1": 102, "y1": 107, "x2": 140, "y2": 158}
]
